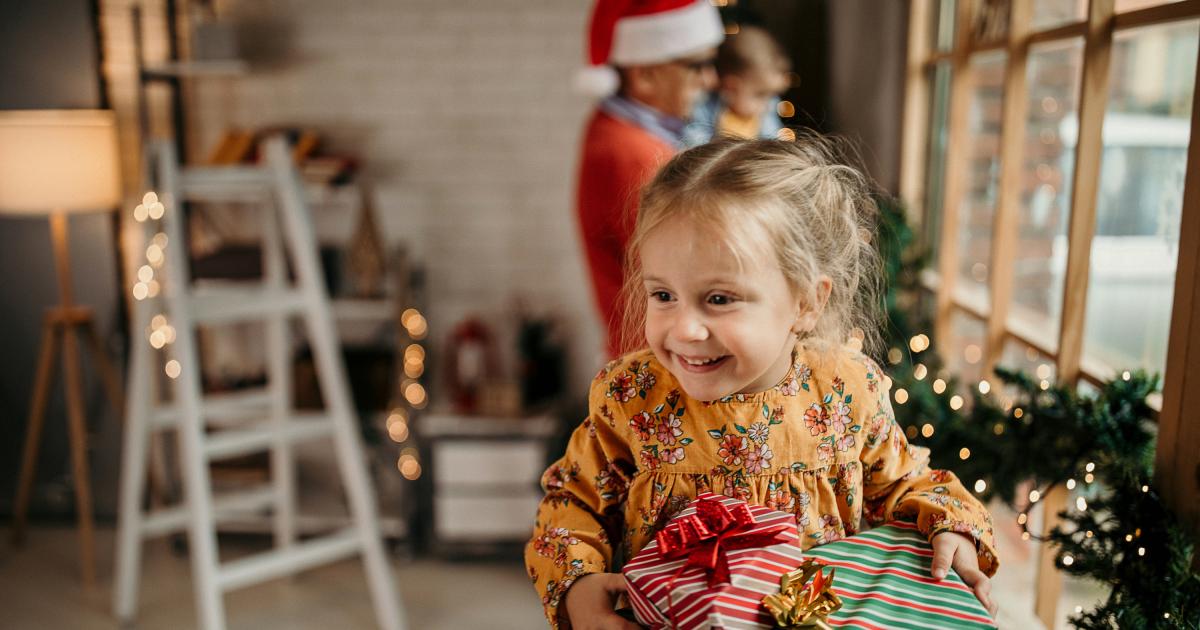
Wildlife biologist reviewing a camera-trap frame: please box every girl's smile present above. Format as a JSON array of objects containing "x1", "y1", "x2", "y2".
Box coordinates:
[{"x1": 673, "y1": 352, "x2": 730, "y2": 372}]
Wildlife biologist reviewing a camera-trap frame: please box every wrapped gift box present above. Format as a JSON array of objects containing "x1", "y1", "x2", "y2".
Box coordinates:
[
  {"x1": 804, "y1": 522, "x2": 997, "y2": 629},
  {"x1": 622, "y1": 492, "x2": 996, "y2": 630},
  {"x1": 623, "y1": 493, "x2": 806, "y2": 629}
]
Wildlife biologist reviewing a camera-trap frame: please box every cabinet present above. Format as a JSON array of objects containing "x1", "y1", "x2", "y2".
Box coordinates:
[{"x1": 417, "y1": 413, "x2": 555, "y2": 552}]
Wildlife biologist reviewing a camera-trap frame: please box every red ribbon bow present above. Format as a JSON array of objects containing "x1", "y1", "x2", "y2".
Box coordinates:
[{"x1": 654, "y1": 496, "x2": 791, "y2": 628}]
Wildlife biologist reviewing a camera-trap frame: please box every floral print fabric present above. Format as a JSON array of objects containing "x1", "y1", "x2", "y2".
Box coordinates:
[{"x1": 525, "y1": 343, "x2": 999, "y2": 629}]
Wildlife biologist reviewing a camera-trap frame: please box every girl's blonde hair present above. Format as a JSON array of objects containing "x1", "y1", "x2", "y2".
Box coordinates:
[{"x1": 616, "y1": 134, "x2": 884, "y2": 361}]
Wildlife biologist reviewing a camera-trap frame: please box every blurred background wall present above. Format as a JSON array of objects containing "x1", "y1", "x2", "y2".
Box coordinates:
[
  {"x1": 0, "y1": 0, "x2": 907, "y2": 519},
  {"x1": 0, "y1": 0, "x2": 125, "y2": 517}
]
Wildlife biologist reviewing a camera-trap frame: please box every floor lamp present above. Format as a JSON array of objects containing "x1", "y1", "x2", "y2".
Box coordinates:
[{"x1": 0, "y1": 110, "x2": 124, "y2": 588}]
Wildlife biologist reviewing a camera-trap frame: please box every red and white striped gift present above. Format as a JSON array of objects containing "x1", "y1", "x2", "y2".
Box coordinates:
[{"x1": 622, "y1": 493, "x2": 806, "y2": 630}]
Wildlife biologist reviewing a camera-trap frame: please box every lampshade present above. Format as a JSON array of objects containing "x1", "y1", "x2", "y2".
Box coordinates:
[{"x1": 0, "y1": 110, "x2": 121, "y2": 215}]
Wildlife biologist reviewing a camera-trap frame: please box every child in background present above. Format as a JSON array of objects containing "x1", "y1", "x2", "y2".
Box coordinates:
[
  {"x1": 526, "y1": 137, "x2": 999, "y2": 629},
  {"x1": 683, "y1": 25, "x2": 791, "y2": 147}
]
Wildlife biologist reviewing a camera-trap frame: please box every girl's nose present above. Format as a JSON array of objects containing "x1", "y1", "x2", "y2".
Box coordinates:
[{"x1": 672, "y1": 310, "x2": 710, "y2": 342}]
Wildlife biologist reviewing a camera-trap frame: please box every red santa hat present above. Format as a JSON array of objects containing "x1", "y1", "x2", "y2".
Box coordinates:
[{"x1": 576, "y1": 0, "x2": 725, "y2": 97}]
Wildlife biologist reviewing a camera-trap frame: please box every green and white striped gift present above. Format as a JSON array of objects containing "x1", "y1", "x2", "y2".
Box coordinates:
[{"x1": 802, "y1": 522, "x2": 997, "y2": 629}]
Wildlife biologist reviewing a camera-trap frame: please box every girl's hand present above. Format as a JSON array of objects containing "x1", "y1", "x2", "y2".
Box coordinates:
[
  {"x1": 931, "y1": 531, "x2": 998, "y2": 618},
  {"x1": 564, "y1": 573, "x2": 640, "y2": 630}
]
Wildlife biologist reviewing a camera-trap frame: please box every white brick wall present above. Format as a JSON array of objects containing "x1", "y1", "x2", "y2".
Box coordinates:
[{"x1": 189, "y1": 0, "x2": 606, "y2": 400}]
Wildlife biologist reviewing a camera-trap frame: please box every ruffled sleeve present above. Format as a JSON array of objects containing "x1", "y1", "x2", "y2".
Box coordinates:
[
  {"x1": 855, "y1": 356, "x2": 1000, "y2": 576},
  {"x1": 525, "y1": 369, "x2": 637, "y2": 628}
]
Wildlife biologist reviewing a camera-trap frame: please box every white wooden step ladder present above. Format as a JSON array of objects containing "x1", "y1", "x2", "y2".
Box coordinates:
[{"x1": 113, "y1": 136, "x2": 405, "y2": 630}]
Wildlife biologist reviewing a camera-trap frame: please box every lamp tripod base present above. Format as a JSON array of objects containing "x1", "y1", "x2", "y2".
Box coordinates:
[{"x1": 10, "y1": 307, "x2": 124, "y2": 590}]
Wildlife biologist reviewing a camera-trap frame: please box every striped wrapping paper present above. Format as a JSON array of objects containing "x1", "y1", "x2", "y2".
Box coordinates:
[
  {"x1": 622, "y1": 492, "x2": 996, "y2": 630},
  {"x1": 804, "y1": 522, "x2": 997, "y2": 630},
  {"x1": 623, "y1": 493, "x2": 806, "y2": 630}
]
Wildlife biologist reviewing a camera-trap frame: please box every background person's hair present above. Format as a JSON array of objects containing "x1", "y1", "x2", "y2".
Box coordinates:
[
  {"x1": 715, "y1": 24, "x2": 791, "y2": 80},
  {"x1": 615, "y1": 134, "x2": 884, "y2": 362}
]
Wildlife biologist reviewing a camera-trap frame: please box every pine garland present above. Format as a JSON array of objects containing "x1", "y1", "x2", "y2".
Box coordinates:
[{"x1": 874, "y1": 196, "x2": 1199, "y2": 629}]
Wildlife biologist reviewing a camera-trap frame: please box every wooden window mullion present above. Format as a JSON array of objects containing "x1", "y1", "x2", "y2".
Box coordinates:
[
  {"x1": 933, "y1": 0, "x2": 977, "y2": 356},
  {"x1": 1113, "y1": 0, "x2": 1200, "y2": 30},
  {"x1": 900, "y1": 0, "x2": 935, "y2": 225},
  {"x1": 1056, "y1": 0, "x2": 1113, "y2": 390},
  {"x1": 983, "y1": 0, "x2": 1032, "y2": 379},
  {"x1": 1036, "y1": 0, "x2": 1115, "y2": 625}
]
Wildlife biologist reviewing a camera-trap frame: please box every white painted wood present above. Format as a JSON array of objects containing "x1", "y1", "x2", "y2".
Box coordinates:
[
  {"x1": 203, "y1": 417, "x2": 332, "y2": 461},
  {"x1": 266, "y1": 136, "x2": 405, "y2": 630},
  {"x1": 433, "y1": 442, "x2": 545, "y2": 488},
  {"x1": 113, "y1": 241, "x2": 154, "y2": 624},
  {"x1": 217, "y1": 527, "x2": 362, "y2": 592},
  {"x1": 263, "y1": 201, "x2": 297, "y2": 554},
  {"x1": 434, "y1": 495, "x2": 542, "y2": 541},
  {"x1": 157, "y1": 140, "x2": 229, "y2": 630},
  {"x1": 150, "y1": 387, "x2": 273, "y2": 429},
  {"x1": 188, "y1": 286, "x2": 307, "y2": 324},
  {"x1": 113, "y1": 136, "x2": 406, "y2": 630},
  {"x1": 141, "y1": 485, "x2": 277, "y2": 538}
]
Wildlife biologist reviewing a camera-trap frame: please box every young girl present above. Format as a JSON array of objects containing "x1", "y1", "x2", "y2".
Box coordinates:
[{"x1": 527, "y1": 137, "x2": 999, "y2": 629}]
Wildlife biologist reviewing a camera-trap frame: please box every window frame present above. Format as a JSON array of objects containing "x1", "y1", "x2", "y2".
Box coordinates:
[{"x1": 901, "y1": 0, "x2": 1200, "y2": 624}]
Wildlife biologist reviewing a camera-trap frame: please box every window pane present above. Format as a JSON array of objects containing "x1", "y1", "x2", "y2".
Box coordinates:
[
  {"x1": 998, "y1": 339, "x2": 1058, "y2": 403},
  {"x1": 945, "y1": 310, "x2": 987, "y2": 399},
  {"x1": 925, "y1": 61, "x2": 953, "y2": 264},
  {"x1": 969, "y1": 0, "x2": 1010, "y2": 45},
  {"x1": 958, "y1": 51, "x2": 1007, "y2": 310},
  {"x1": 1010, "y1": 39, "x2": 1084, "y2": 353},
  {"x1": 1116, "y1": 0, "x2": 1188, "y2": 13},
  {"x1": 1081, "y1": 20, "x2": 1198, "y2": 376},
  {"x1": 933, "y1": 0, "x2": 958, "y2": 53},
  {"x1": 1032, "y1": 0, "x2": 1086, "y2": 31}
]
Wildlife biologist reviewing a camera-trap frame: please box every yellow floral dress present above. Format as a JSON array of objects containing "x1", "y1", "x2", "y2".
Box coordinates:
[{"x1": 525, "y1": 343, "x2": 999, "y2": 628}]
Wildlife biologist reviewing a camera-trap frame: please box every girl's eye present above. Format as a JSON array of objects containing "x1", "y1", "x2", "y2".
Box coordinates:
[
  {"x1": 708, "y1": 294, "x2": 735, "y2": 306},
  {"x1": 650, "y1": 291, "x2": 673, "y2": 302}
]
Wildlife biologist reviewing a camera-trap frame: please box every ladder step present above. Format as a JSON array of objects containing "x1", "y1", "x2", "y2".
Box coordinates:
[
  {"x1": 218, "y1": 527, "x2": 362, "y2": 592},
  {"x1": 179, "y1": 166, "x2": 274, "y2": 202},
  {"x1": 152, "y1": 387, "x2": 273, "y2": 430},
  {"x1": 140, "y1": 485, "x2": 277, "y2": 538},
  {"x1": 190, "y1": 284, "x2": 307, "y2": 324},
  {"x1": 204, "y1": 414, "x2": 332, "y2": 461}
]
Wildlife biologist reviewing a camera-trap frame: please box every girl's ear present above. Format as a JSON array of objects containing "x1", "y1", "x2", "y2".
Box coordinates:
[{"x1": 792, "y1": 276, "x2": 833, "y2": 334}]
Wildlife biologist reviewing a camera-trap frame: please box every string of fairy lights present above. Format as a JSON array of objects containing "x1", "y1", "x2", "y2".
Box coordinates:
[
  {"x1": 884, "y1": 329, "x2": 1151, "y2": 575},
  {"x1": 130, "y1": 192, "x2": 182, "y2": 382},
  {"x1": 390, "y1": 308, "x2": 428, "y2": 481},
  {"x1": 129, "y1": 190, "x2": 430, "y2": 482}
]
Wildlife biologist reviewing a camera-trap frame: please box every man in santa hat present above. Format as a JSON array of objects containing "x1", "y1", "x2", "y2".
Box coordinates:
[{"x1": 576, "y1": 0, "x2": 724, "y2": 359}]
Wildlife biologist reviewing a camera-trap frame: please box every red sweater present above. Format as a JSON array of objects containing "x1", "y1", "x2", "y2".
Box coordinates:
[{"x1": 576, "y1": 110, "x2": 675, "y2": 358}]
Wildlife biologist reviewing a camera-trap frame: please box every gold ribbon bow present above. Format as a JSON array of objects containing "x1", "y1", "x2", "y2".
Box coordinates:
[{"x1": 762, "y1": 559, "x2": 843, "y2": 629}]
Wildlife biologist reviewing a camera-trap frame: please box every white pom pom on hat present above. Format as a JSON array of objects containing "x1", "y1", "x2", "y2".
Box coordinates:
[
  {"x1": 576, "y1": 0, "x2": 725, "y2": 97},
  {"x1": 575, "y1": 65, "x2": 621, "y2": 98}
]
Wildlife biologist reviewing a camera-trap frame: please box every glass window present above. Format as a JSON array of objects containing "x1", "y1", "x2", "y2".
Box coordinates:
[
  {"x1": 1081, "y1": 20, "x2": 1198, "y2": 376},
  {"x1": 944, "y1": 310, "x2": 987, "y2": 399},
  {"x1": 933, "y1": 0, "x2": 959, "y2": 53},
  {"x1": 1009, "y1": 38, "x2": 1084, "y2": 353},
  {"x1": 969, "y1": 0, "x2": 1011, "y2": 45},
  {"x1": 1032, "y1": 0, "x2": 1087, "y2": 31},
  {"x1": 998, "y1": 339, "x2": 1058, "y2": 403},
  {"x1": 957, "y1": 51, "x2": 1007, "y2": 310},
  {"x1": 1116, "y1": 0, "x2": 1188, "y2": 13},
  {"x1": 925, "y1": 61, "x2": 954, "y2": 262}
]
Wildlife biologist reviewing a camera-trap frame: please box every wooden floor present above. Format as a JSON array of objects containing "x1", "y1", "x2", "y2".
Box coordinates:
[
  {"x1": 0, "y1": 513, "x2": 1099, "y2": 629},
  {"x1": 0, "y1": 525, "x2": 545, "y2": 630}
]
